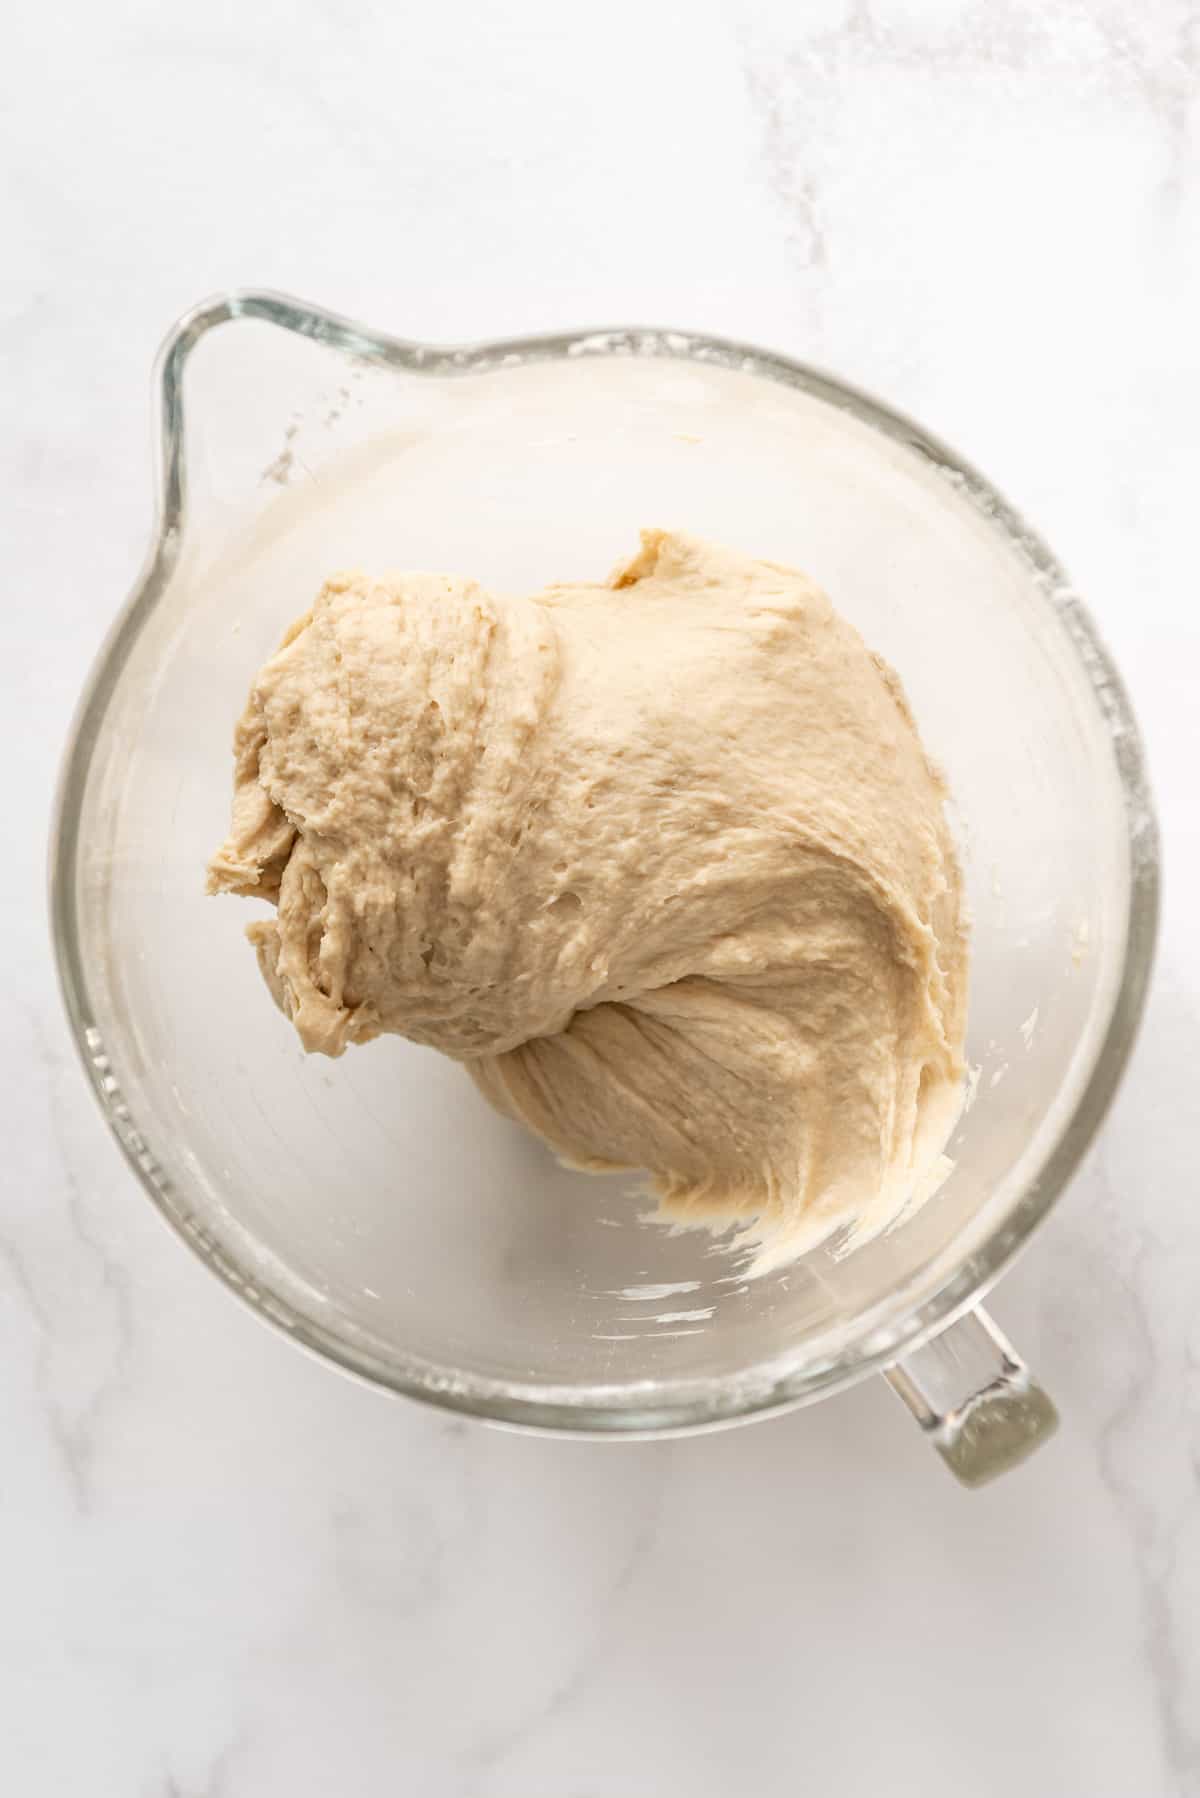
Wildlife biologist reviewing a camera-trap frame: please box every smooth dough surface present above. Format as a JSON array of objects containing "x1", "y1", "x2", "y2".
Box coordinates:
[{"x1": 209, "y1": 530, "x2": 968, "y2": 1264}]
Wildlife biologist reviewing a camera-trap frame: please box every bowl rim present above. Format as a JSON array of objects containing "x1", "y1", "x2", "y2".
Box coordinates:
[{"x1": 49, "y1": 288, "x2": 1161, "y2": 1435}]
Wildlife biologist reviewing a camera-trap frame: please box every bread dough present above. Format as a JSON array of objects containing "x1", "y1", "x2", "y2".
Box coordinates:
[{"x1": 209, "y1": 530, "x2": 967, "y2": 1265}]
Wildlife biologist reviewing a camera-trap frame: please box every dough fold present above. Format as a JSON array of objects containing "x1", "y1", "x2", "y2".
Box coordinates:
[{"x1": 209, "y1": 531, "x2": 967, "y2": 1262}]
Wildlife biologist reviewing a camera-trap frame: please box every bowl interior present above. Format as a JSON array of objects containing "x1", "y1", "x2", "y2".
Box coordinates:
[{"x1": 57, "y1": 308, "x2": 1148, "y2": 1424}]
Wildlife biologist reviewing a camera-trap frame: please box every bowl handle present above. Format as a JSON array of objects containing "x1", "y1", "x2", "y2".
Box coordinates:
[{"x1": 882, "y1": 1306, "x2": 1058, "y2": 1486}]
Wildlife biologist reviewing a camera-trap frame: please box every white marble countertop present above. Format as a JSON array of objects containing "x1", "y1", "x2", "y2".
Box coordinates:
[{"x1": 4, "y1": 2, "x2": 1199, "y2": 1792}]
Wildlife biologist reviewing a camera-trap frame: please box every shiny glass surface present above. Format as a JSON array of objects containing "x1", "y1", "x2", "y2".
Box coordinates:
[{"x1": 50, "y1": 293, "x2": 1159, "y2": 1432}]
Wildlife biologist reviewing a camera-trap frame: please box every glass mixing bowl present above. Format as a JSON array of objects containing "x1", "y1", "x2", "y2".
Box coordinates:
[{"x1": 51, "y1": 292, "x2": 1158, "y2": 1483}]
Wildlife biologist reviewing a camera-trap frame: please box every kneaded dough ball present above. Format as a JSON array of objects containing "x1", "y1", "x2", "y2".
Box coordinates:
[{"x1": 209, "y1": 530, "x2": 968, "y2": 1263}]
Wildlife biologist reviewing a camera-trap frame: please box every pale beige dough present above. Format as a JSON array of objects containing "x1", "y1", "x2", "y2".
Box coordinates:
[{"x1": 208, "y1": 530, "x2": 968, "y2": 1264}]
